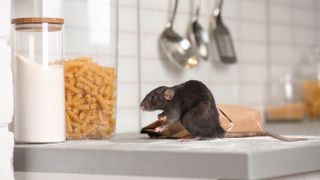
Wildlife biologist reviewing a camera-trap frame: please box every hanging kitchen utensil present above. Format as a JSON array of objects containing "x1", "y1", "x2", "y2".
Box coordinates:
[
  {"x1": 187, "y1": 0, "x2": 209, "y2": 61},
  {"x1": 209, "y1": 0, "x2": 237, "y2": 64},
  {"x1": 159, "y1": 0, "x2": 198, "y2": 69}
]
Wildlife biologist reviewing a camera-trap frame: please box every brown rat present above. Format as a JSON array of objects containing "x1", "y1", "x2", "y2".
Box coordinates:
[{"x1": 140, "y1": 80, "x2": 307, "y2": 141}]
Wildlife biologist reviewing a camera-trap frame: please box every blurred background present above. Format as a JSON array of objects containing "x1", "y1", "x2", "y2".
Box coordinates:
[
  {"x1": 114, "y1": 0, "x2": 320, "y2": 133},
  {"x1": 6, "y1": 0, "x2": 320, "y2": 133}
]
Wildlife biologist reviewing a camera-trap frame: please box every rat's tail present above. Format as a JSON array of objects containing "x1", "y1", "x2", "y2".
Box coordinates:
[
  {"x1": 264, "y1": 131, "x2": 307, "y2": 142},
  {"x1": 224, "y1": 131, "x2": 307, "y2": 142}
]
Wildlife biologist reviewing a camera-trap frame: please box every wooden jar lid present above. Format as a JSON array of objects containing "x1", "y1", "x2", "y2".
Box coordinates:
[{"x1": 11, "y1": 17, "x2": 64, "y2": 25}]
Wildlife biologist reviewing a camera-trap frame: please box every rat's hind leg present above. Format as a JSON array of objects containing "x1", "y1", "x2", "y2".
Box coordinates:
[{"x1": 180, "y1": 102, "x2": 222, "y2": 138}]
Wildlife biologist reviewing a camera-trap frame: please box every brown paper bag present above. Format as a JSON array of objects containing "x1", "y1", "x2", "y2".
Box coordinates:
[{"x1": 140, "y1": 104, "x2": 263, "y2": 139}]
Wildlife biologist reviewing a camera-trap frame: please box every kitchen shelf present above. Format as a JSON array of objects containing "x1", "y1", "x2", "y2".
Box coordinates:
[{"x1": 14, "y1": 133, "x2": 320, "y2": 180}]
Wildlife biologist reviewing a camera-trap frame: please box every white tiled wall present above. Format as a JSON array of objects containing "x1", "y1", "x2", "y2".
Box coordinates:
[
  {"x1": 9, "y1": 0, "x2": 316, "y2": 133},
  {"x1": 12, "y1": 0, "x2": 62, "y2": 18},
  {"x1": 0, "y1": 39, "x2": 13, "y2": 125},
  {"x1": 113, "y1": 0, "x2": 319, "y2": 132},
  {"x1": 117, "y1": 0, "x2": 140, "y2": 132}
]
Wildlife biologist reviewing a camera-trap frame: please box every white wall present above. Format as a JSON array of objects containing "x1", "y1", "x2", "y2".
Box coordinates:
[
  {"x1": 8, "y1": 0, "x2": 320, "y2": 134},
  {"x1": 114, "y1": 0, "x2": 319, "y2": 133},
  {"x1": 11, "y1": 0, "x2": 62, "y2": 18}
]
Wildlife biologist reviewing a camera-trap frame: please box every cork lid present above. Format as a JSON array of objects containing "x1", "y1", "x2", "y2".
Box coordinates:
[
  {"x1": 12, "y1": 18, "x2": 64, "y2": 32},
  {"x1": 11, "y1": 17, "x2": 64, "y2": 25}
]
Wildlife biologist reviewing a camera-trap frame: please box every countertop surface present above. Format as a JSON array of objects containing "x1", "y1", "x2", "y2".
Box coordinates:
[
  {"x1": 264, "y1": 121, "x2": 320, "y2": 136},
  {"x1": 14, "y1": 128, "x2": 320, "y2": 180}
]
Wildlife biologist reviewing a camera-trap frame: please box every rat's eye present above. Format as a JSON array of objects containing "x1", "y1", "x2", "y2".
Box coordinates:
[{"x1": 150, "y1": 95, "x2": 157, "y2": 101}]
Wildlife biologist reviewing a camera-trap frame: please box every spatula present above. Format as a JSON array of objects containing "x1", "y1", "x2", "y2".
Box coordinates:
[{"x1": 209, "y1": 0, "x2": 237, "y2": 64}]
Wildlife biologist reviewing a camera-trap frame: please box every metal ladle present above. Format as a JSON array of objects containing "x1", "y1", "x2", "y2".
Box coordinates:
[
  {"x1": 159, "y1": 0, "x2": 198, "y2": 69},
  {"x1": 188, "y1": 0, "x2": 209, "y2": 61}
]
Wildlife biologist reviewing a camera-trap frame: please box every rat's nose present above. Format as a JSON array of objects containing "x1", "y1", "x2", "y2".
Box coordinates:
[{"x1": 140, "y1": 105, "x2": 145, "y2": 111}]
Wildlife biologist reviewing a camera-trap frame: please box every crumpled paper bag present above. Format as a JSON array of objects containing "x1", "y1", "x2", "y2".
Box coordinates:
[{"x1": 141, "y1": 104, "x2": 263, "y2": 138}]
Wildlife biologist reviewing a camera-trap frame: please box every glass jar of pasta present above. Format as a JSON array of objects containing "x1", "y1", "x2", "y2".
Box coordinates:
[
  {"x1": 63, "y1": 0, "x2": 118, "y2": 139},
  {"x1": 298, "y1": 48, "x2": 320, "y2": 120},
  {"x1": 265, "y1": 73, "x2": 304, "y2": 122}
]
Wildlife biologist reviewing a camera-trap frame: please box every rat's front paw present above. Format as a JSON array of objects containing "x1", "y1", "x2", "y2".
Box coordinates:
[
  {"x1": 155, "y1": 126, "x2": 165, "y2": 133},
  {"x1": 158, "y1": 115, "x2": 167, "y2": 123},
  {"x1": 157, "y1": 113, "x2": 167, "y2": 121}
]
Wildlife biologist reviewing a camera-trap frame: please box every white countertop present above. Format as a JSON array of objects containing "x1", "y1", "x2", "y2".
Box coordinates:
[{"x1": 14, "y1": 133, "x2": 320, "y2": 180}]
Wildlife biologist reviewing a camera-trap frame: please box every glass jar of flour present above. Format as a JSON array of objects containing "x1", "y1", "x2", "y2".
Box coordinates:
[{"x1": 12, "y1": 18, "x2": 65, "y2": 143}]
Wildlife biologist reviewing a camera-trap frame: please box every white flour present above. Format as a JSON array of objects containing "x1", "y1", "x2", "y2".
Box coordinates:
[{"x1": 13, "y1": 55, "x2": 65, "y2": 143}]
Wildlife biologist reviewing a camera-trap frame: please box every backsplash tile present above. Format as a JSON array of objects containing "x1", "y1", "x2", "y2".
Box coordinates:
[
  {"x1": 207, "y1": 65, "x2": 240, "y2": 83},
  {"x1": 270, "y1": 63, "x2": 294, "y2": 79},
  {"x1": 294, "y1": 27, "x2": 316, "y2": 45},
  {"x1": 238, "y1": 42, "x2": 267, "y2": 63},
  {"x1": 240, "y1": 0, "x2": 266, "y2": 21},
  {"x1": 269, "y1": 3, "x2": 292, "y2": 24},
  {"x1": 64, "y1": 0, "x2": 87, "y2": 28},
  {"x1": 118, "y1": 32, "x2": 138, "y2": 56},
  {"x1": 240, "y1": 22, "x2": 267, "y2": 42},
  {"x1": 8, "y1": 0, "x2": 317, "y2": 133},
  {"x1": 117, "y1": 82, "x2": 139, "y2": 108},
  {"x1": 140, "y1": 34, "x2": 161, "y2": 59},
  {"x1": 116, "y1": 2, "x2": 140, "y2": 133},
  {"x1": 139, "y1": 0, "x2": 169, "y2": 11},
  {"x1": 133, "y1": 0, "x2": 317, "y2": 132},
  {"x1": 4, "y1": 0, "x2": 320, "y2": 135},
  {"x1": 139, "y1": 9, "x2": 167, "y2": 34},
  {"x1": 210, "y1": 84, "x2": 240, "y2": 104},
  {"x1": 224, "y1": 19, "x2": 240, "y2": 41},
  {"x1": 239, "y1": 64, "x2": 268, "y2": 83},
  {"x1": 293, "y1": 0, "x2": 315, "y2": 9},
  {"x1": 117, "y1": 57, "x2": 139, "y2": 82},
  {"x1": 223, "y1": 0, "x2": 240, "y2": 19},
  {"x1": 119, "y1": 6, "x2": 138, "y2": 32},
  {"x1": 116, "y1": 108, "x2": 140, "y2": 133},
  {"x1": 270, "y1": 25, "x2": 293, "y2": 44},
  {"x1": 293, "y1": 8, "x2": 315, "y2": 27},
  {"x1": 239, "y1": 84, "x2": 266, "y2": 106},
  {"x1": 119, "y1": 0, "x2": 137, "y2": 7},
  {"x1": 270, "y1": 44, "x2": 293, "y2": 63}
]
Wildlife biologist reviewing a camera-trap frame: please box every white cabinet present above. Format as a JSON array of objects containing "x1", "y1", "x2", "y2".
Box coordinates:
[
  {"x1": 0, "y1": 128, "x2": 14, "y2": 180},
  {"x1": 0, "y1": 0, "x2": 10, "y2": 38},
  {"x1": 0, "y1": 39, "x2": 13, "y2": 125},
  {"x1": 0, "y1": 1, "x2": 14, "y2": 179}
]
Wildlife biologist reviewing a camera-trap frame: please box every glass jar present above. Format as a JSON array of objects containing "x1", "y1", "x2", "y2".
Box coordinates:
[
  {"x1": 12, "y1": 18, "x2": 65, "y2": 143},
  {"x1": 265, "y1": 74, "x2": 304, "y2": 122},
  {"x1": 298, "y1": 48, "x2": 320, "y2": 120},
  {"x1": 63, "y1": 0, "x2": 118, "y2": 140}
]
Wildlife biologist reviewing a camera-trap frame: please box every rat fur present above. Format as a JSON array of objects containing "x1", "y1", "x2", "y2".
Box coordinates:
[
  {"x1": 140, "y1": 80, "x2": 307, "y2": 142},
  {"x1": 140, "y1": 80, "x2": 225, "y2": 138}
]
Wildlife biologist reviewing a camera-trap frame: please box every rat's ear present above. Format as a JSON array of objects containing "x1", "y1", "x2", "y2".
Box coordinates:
[{"x1": 164, "y1": 88, "x2": 175, "y2": 100}]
